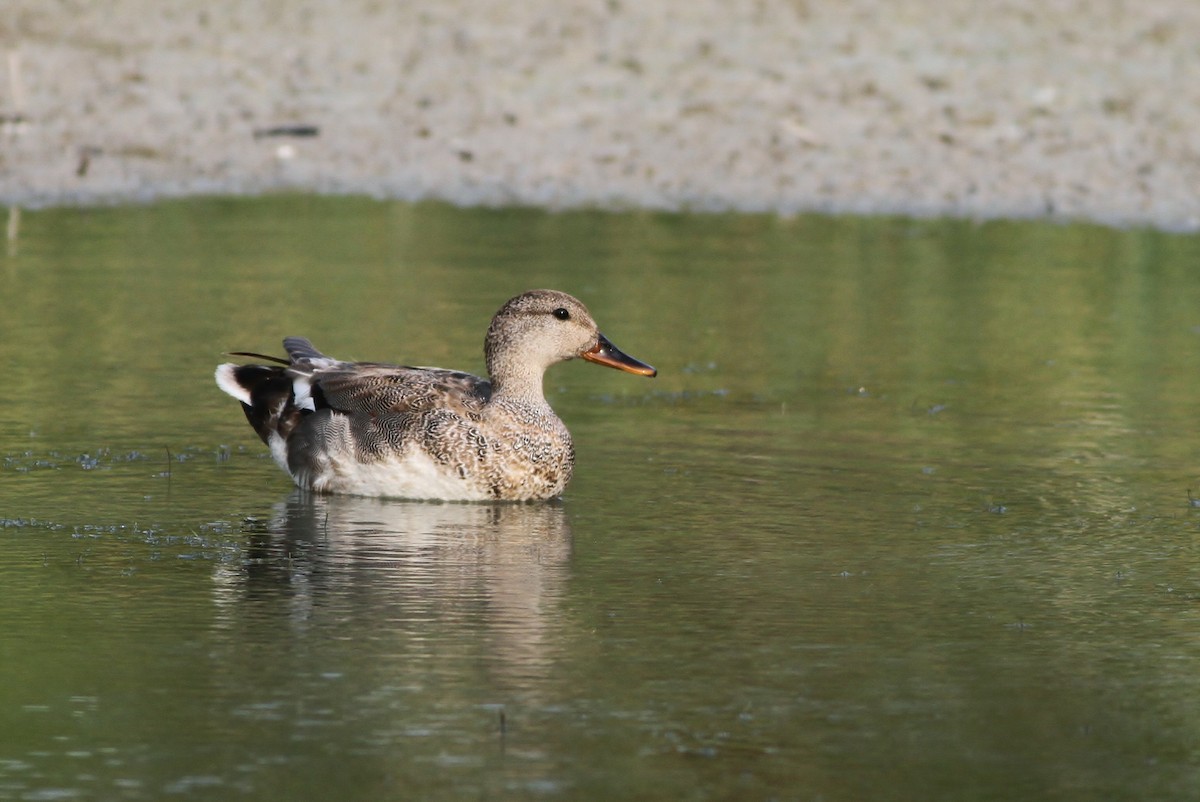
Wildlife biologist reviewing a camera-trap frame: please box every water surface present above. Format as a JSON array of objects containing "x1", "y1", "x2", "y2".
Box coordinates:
[{"x1": 3, "y1": 199, "x2": 1200, "y2": 800}]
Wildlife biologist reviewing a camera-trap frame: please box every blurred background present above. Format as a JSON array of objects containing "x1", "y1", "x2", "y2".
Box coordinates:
[{"x1": 2, "y1": 0, "x2": 1198, "y2": 229}]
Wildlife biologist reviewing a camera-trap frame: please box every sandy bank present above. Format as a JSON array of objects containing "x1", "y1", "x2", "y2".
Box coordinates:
[{"x1": 2, "y1": 0, "x2": 1198, "y2": 229}]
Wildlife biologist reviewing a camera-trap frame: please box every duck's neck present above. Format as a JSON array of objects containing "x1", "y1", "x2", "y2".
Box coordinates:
[{"x1": 489, "y1": 363, "x2": 551, "y2": 409}]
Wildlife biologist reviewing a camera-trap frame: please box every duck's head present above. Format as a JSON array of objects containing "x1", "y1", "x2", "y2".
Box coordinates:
[{"x1": 485, "y1": 290, "x2": 657, "y2": 384}]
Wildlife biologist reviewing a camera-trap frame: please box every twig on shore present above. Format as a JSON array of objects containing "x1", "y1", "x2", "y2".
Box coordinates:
[
  {"x1": 253, "y1": 125, "x2": 319, "y2": 139},
  {"x1": 2, "y1": 50, "x2": 28, "y2": 130}
]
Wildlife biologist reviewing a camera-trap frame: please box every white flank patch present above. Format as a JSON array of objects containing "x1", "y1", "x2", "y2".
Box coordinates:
[
  {"x1": 292, "y1": 376, "x2": 316, "y2": 412},
  {"x1": 214, "y1": 364, "x2": 252, "y2": 405}
]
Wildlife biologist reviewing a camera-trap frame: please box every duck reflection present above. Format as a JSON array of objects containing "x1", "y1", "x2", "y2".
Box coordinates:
[{"x1": 214, "y1": 491, "x2": 572, "y2": 688}]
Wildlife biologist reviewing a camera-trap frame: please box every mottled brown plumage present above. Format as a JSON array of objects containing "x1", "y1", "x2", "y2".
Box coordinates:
[{"x1": 215, "y1": 290, "x2": 656, "y2": 501}]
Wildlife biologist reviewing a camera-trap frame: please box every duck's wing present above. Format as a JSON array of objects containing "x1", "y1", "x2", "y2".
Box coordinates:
[
  {"x1": 302, "y1": 363, "x2": 492, "y2": 418},
  {"x1": 277, "y1": 336, "x2": 490, "y2": 417}
]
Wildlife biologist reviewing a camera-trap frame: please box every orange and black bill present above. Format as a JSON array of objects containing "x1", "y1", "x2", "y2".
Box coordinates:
[{"x1": 582, "y1": 333, "x2": 657, "y2": 377}]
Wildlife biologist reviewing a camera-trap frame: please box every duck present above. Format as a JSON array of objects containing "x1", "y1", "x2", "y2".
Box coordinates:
[{"x1": 214, "y1": 289, "x2": 656, "y2": 501}]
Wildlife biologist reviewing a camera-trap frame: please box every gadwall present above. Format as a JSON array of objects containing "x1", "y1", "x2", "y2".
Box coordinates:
[{"x1": 215, "y1": 290, "x2": 656, "y2": 500}]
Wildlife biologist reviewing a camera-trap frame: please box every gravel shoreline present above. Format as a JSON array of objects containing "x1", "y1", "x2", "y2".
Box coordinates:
[{"x1": 3, "y1": 0, "x2": 1198, "y2": 230}]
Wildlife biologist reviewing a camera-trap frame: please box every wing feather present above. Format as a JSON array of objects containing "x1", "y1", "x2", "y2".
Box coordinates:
[{"x1": 307, "y1": 365, "x2": 491, "y2": 417}]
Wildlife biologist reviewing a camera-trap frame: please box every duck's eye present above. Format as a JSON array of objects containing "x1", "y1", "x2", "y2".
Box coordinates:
[{"x1": 553, "y1": 307, "x2": 570, "y2": 321}]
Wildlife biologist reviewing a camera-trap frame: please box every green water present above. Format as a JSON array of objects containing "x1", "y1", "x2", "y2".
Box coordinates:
[{"x1": 4, "y1": 198, "x2": 1200, "y2": 800}]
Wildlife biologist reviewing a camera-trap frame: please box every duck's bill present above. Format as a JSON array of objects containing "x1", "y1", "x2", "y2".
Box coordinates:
[{"x1": 582, "y1": 334, "x2": 657, "y2": 377}]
